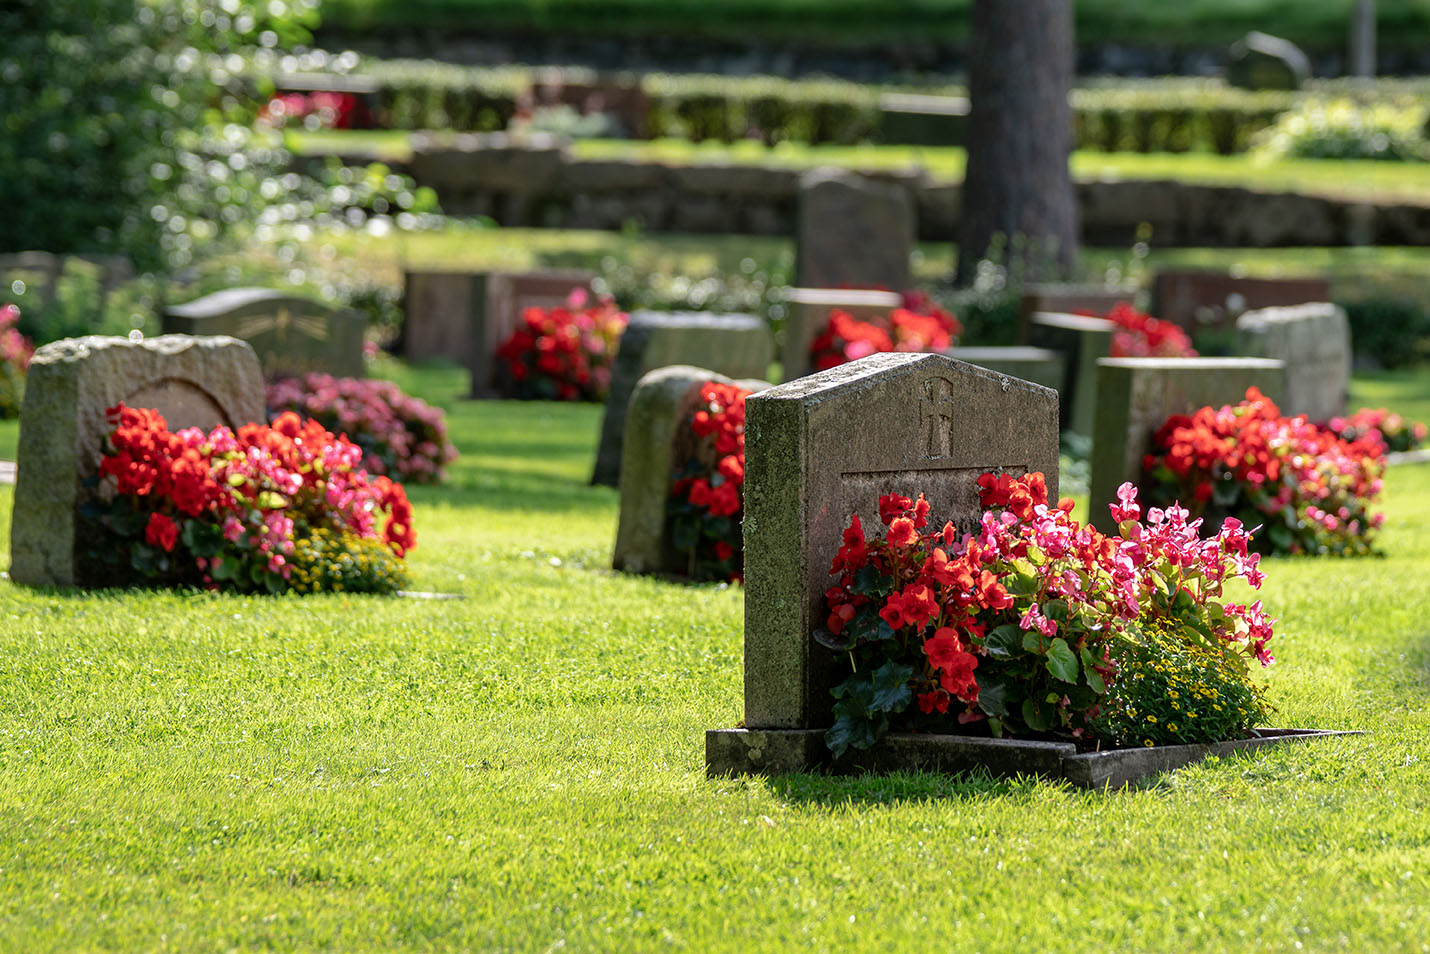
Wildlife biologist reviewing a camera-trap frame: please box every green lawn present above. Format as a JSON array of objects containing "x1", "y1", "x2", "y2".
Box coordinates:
[
  {"x1": 3, "y1": 369, "x2": 1430, "y2": 950},
  {"x1": 288, "y1": 131, "x2": 1430, "y2": 205}
]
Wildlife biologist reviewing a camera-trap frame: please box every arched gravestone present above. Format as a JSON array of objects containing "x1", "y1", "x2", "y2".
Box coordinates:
[
  {"x1": 707, "y1": 352, "x2": 1059, "y2": 772},
  {"x1": 8, "y1": 335, "x2": 265, "y2": 587},
  {"x1": 795, "y1": 167, "x2": 913, "y2": 293},
  {"x1": 162, "y1": 288, "x2": 364, "y2": 379}
]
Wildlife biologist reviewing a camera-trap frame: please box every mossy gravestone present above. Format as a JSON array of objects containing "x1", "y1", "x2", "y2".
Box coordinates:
[
  {"x1": 780, "y1": 287, "x2": 903, "y2": 382},
  {"x1": 706, "y1": 352, "x2": 1059, "y2": 774},
  {"x1": 1236, "y1": 302, "x2": 1349, "y2": 422},
  {"x1": 9, "y1": 335, "x2": 264, "y2": 587},
  {"x1": 795, "y1": 167, "x2": 913, "y2": 292},
  {"x1": 162, "y1": 288, "x2": 364, "y2": 379}
]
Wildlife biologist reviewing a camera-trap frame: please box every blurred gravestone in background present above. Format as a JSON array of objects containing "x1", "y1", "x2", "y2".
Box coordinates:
[
  {"x1": 1226, "y1": 31, "x2": 1312, "y2": 90},
  {"x1": 795, "y1": 168, "x2": 913, "y2": 292}
]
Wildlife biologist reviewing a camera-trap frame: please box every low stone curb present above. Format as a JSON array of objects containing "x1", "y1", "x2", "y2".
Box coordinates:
[
  {"x1": 1386, "y1": 448, "x2": 1430, "y2": 467},
  {"x1": 706, "y1": 727, "x2": 1362, "y2": 790},
  {"x1": 0, "y1": 460, "x2": 13, "y2": 486}
]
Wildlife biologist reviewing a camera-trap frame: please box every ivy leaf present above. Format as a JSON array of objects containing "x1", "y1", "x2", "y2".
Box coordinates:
[
  {"x1": 1045, "y1": 639, "x2": 1079, "y2": 683},
  {"x1": 983, "y1": 623, "x2": 1022, "y2": 658},
  {"x1": 825, "y1": 705, "x2": 886, "y2": 758}
]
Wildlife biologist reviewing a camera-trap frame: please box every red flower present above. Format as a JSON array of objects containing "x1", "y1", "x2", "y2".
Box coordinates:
[
  {"x1": 144, "y1": 512, "x2": 179, "y2": 552},
  {"x1": 923, "y1": 626, "x2": 965, "y2": 669},
  {"x1": 886, "y1": 516, "x2": 919, "y2": 548}
]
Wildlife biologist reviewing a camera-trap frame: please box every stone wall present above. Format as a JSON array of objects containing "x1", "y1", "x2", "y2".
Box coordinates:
[{"x1": 391, "y1": 139, "x2": 1430, "y2": 247}]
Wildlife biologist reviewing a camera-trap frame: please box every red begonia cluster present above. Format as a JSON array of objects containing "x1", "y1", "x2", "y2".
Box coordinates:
[
  {"x1": 1325, "y1": 406, "x2": 1428, "y2": 455},
  {"x1": 92, "y1": 403, "x2": 415, "y2": 592},
  {"x1": 494, "y1": 290, "x2": 627, "y2": 402},
  {"x1": 259, "y1": 91, "x2": 367, "y2": 129},
  {"x1": 809, "y1": 294, "x2": 963, "y2": 372},
  {"x1": 821, "y1": 473, "x2": 1274, "y2": 755},
  {"x1": 1083, "y1": 302, "x2": 1197, "y2": 358},
  {"x1": 0, "y1": 303, "x2": 33, "y2": 419},
  {"x1": 1143, "y1": 387, "x2": 1384, "y2": 556},
  {"x1": 667, "y1": 380, "x2": 751, "y2": 581}
]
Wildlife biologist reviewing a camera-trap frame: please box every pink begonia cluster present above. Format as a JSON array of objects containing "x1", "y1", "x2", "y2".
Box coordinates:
[{"x1": 266, "y1": 373, "x2": 457, "y2": 484}]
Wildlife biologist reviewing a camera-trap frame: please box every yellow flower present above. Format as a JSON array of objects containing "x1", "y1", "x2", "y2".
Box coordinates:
[{"x1": 1146, "y1": 715, "x2": 1158, "y2": 724}]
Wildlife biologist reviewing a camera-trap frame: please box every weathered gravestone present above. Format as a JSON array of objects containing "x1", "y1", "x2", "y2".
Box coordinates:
[
  {"x1": 947, "y1": 346, "x2": 1065, "y2": 394},
  {"x1": 1150, "y1": 270, "x2": 1331, "y2": 338},
  {"x1": 1236, "y1": 302, "x2": 1350, "y2": 421},
  {"x1": 611, "y1": 365, "x2": 772, "y2": 576},
  {"x1": 1017, "y1": 283, "x2": 1137, "y2": 343},
  {"x1": 591, "y1": 312, "x2": 773, "y2": 487},
  {"x1": 401, "y1": 269, "x2": 595, "y2": 395},
  {"x1": 1226, "y1": 31, "x2": 1311, "y2": 91},
  {"x1": 1027, "y1": 311, "x2": 1116, "y2": 436},
  {"x1": 706, "y1": 352, "x2": 1060, "y2": 774},
  {"x1": 1087, "y1": 357, "x2": 1286, "y2": 530},
  {"x1": 9, "y1": 335, "x2": 264, "y2": 587},
  {"x1": 795, "y1": 167, "x2": 913, "y2": 292},
  {"x1": 162, "y1": 288, "x2": 364, "y2": 379},
  {"x1": 780, "y1": 287, "x2": 903, "y2": 381}
]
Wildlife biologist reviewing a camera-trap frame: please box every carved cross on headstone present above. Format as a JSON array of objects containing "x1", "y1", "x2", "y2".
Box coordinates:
[{"x1": 920, "y1": 375, "x2": 957, "y2": 458}]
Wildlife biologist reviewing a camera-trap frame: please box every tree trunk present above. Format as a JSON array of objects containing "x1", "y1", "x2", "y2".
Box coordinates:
[{"x1": 955, "y1": 0, "x2": 1078, "y2": 286}]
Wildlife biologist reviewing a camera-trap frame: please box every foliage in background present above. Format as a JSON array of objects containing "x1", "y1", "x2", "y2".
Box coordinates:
[
  {"x1": 267, "y1": 373, "x2": 457, "y2": 484},
  {"x1": 1253, "y1": 98, "x2": 1429, "y2": 162},
  {"x1": 667, "y1": 380, "x2": 750, "y2": 583},
  {"x1": 494, "y1": 292, "x2": 627, "y2": 401},
  {"x1": 819, "y1": 476, "x2": 1274, "y2": 756},
  {"x1": 0, "y1": 304, "x2": 34, "y2": 420},
  {"x1": 80, "y1": 403, "x2": 414, "y2": 593},
  {"x1": 1142, "y1": 387, "x2": 1386, "y2": 557},
  {"x1": 1343, "y1": 297, "x2": 1430, "y2": 369}
]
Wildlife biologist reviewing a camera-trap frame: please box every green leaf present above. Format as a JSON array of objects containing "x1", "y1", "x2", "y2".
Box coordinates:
[
  {"x1": 1043, "y1": 599, "x2": 1068, "y2": 623},
  {"x1": 1022, "y1": 629, "x2": 1044, "y2": 652},
  {"x1": 1080, "y1": 648, "x2": 1106, "y2": 694},
  {"x1": 983, "y1": 623, "x2": 1023, "y2": 659},
  {"x1": 986, "y1": 716, "x2": 1004, "y2": 738},
  {"x1": 977, "y1": 676, "x2": 1009, "y2": 718},
  {"x1": 850, "y1": 563, "x2": 891, "y2": 597},
  {"x1": 813, "y1": 627, "x2": 856, "y2": 652},
  {"x1": 1045, "y1": 639, "x2": 1079, "y2": 682},
  {"x1": 1006, "y1": 572, "x2": 1040, "y2": 596},
  {"x1": 670, "y1": 514, "x2": 700, "y2": 552},
  {"x1": 1022, "y1": 698, "x2": 1054, "y2": 732},
  {"x1": 868, "y1": 660, "x2": 914, "y2": 714}
]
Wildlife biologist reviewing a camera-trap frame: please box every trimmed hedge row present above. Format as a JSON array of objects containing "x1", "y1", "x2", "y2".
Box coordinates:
[{"x1": 309, "y1": 63, "x2": 1334, "y2": 153}]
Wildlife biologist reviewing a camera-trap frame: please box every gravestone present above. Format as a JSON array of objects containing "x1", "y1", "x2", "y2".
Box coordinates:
[
  {"x1": 1227, "y1": 31, "x2": 1311, "y2": 91},
  {"x1": 780, "y1": 287, "x2": 904, "y2": 381},
  {"x1": 795, "y1": 167, "x2": 913, "y2": 292},
  {"x1": 162, "y1": 288, "x2": 364, "y2": 379},
  {"x1": 402, "y1": 269, "x2": 595, "y2": 395},
  {"x1": 706, "y1": 352, "x2": 1060, "y2": 773},
  {"x1": 1236, "y1": 302, "x2": 1350, "y2": 421},
  {"x1": 591, "y1": 312, "x2": 773, "y2": 487},
  {"x1": 1027, "y1": 311, "x2": 1116, "y2": 436},
  {"x1": 1087, "y1": 357, "x2": 1286, "y2": 530},
  {"x1": 611, "y1": 365, "x2": 772, "y2": 576},
  {"x1": 1017, "y1": 283, "x2": 1137, "y2": 343},
  {"x1": 1150, "y1": 270, "x2": 1332, "y2": 338},
  {"x1": 9, "y1": 335, "x2": 264, "y2": 587},
  {"x1": 946, "y1": 346, "x2": 1064, "y2": 394}
]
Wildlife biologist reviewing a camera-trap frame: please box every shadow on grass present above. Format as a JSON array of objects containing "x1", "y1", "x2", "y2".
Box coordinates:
[{"x1": 751, "y1": 766, "x2": 1078, "y2": 807}]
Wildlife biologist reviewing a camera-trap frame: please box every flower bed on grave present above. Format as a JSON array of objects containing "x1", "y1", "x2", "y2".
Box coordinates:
[
  {"x1": 1141, "y1": 387, "x2": 1385, "y2": 556},
  {"x1": 1079, "y1": 302, "x2": 1197, "y2": 358},
  {"x1": 494, "y1": 291, "x2": 628, "y2": 402},
  {"x1": 79, "y1": 404, "x2": 416, "y2": 594},
  {"x1": 1324, "y1": 407, "x2": 1428, "y2": 455},
  {"x1": 808, "y1": 293, "x2": 963, "y2": 372},
  {"x1": 665, "y1": 380, "x2": 752, "y2": 582},
  {"x1": 266, "y1": 373, "x2": 457, "y2": 485},
  {"x1": 819, "y1": 473, "x2": 1274, "y2": 757},
  {"x1": 0, "y1": 303, "x2": 34, "y2": 419}
]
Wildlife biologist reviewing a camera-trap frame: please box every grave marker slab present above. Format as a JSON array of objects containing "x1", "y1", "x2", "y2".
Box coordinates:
[
  {"x1": 1150, "y1": 270, "x2": 1331, "y2": 337},
  {"x1": 401, "y1": 269, "x2": 595, "y2": 395},
  {"x1": 795, "y1": 167, "x2": 913, "y2": 292},
  {"x1": 1017, "y1": 283, "x2": 1137, "y2": 343},
  {"x1": 1087, "y1": 357, "x2": 1285, "y2": 528},
  {"x1": 780, "y1": 287, "x2": 903, "y2": 382},
  {"x1": 611, "y1": 366, "x2": 771, "y2": 576},
  {"x1": 707, "y1": 352, "x2": 1059, "y2": 762},
  {"x1": 1027, "y1": 311, "x2": 1116, "y2": 436},
  {"x1": 946, "y1": 346, "x2": 1065, "y2": 394},
  {"x1": 1235, "y1": 302, "x2": 1350, "y2": 421},
  {"x1": 9, "y1": 335, "x2": 264, "y2": 587},
  {"x1": 591, "y1": 312, "x2": 773, "y2": 487},
  {"x1": 162, "y1": 288, "x2": 364, "y2": 379}
]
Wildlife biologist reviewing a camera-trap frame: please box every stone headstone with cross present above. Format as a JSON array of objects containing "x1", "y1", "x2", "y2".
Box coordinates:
[
  {"x1": 401, "y1": 269, "x2": 595, "y2": 396},
  {"x1": 162, "y1": 288, "x2": 365, "y2": 379},
  {"x1": 9, "y1": 334, "x2": 264, "y2": 588},
  {"x1": 706, "y1": 351, "x2": 1059, "y2": 773}
]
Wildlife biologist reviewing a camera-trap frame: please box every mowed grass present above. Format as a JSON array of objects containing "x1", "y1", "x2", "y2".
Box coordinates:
[{"x1": 1, "y1": 372, "x2": 1430, "y2": 950}]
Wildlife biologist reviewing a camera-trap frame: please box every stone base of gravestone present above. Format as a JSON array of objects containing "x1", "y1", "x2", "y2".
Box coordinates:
[
  {"x1": 9, "y1": 335, "x2": 264, "y2": 587},
  {"x1": 163, "y1": 288, "x2": 364, "y2": 379},
  {"x1": 1087, "y1": 357, "x2": 1286, "y2": 529},
  {"x1": 590, "y1": 312, "x2": 773, "y2": 488},
  {"x1": 1150, "y1": 270, "x2": 1331, "y2": 339},
  {"x1": 611, "y1": 365, "x2": 771, "y2": 576},
  {"x1": 795, "y1": 167, "x2": 913, "y2": 292},
  {"x1": 732, "y1": 352, "x2": 1060, "y2": 736},
  {"x1": 706, "y1": 727, "x2": 1357, "y2": 788},
  {"x1": 1235, "y1": 302, "x2": 1350, "y2": 421},
  {"x1": 780, "y1": 287, "x2": 903, "y2": 382},
  {"x1": 946, "y1": 346, "x2": 1065, "y2": 394},
  {"x1": 1027, "y1": 312, "x2": 1115, "y2": 437},
  {"x1": 1017, "y1": 283, "x2": 1137, "y2": 344}
]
